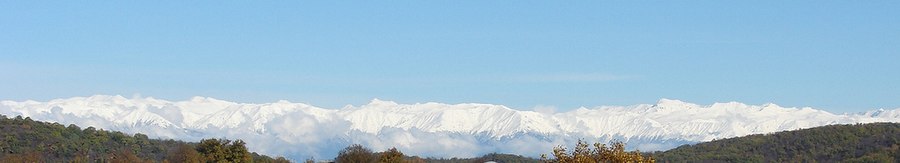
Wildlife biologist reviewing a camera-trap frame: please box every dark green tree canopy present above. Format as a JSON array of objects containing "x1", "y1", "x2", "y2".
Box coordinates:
[{"x1": 654, "y1": 123, "x2": 900, "y2": 162}]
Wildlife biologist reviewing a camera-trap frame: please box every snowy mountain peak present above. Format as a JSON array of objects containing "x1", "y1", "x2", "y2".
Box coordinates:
[
  {"x1": 761, "y1": 102, "x2": 780, "y2": 108},
  {"x1": 86, "y1": 94, "x2": 128, "y2": 101},
  {"x1": 709, "y1": 101, "x2": 750, "y2": 110},
  {"x1": 655, "y1": 98, "x2": 698, "y2": 109},
  {"x1": 189, "y1": 96, "x2": 212, "y2": 102},
  {"x1": 187, "y1": 96, "x2": 233, "y2": 104},
  {"x1": 366, "y1": 98, "x2": 399, "y2": 107},
  {"x1": 863, "y1": 108, "x2": 900, "y2": 119}
]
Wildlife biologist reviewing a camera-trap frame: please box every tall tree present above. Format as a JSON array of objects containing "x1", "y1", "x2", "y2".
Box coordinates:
[
  {"x1": 227, "y1": 139, "x2": 252, "y2": 163},
  {"x1": 167, "y1": 144, "x2": 203, "y2": 163},
  {"x1": 336, "y1": 144, "x2": 375, "y2": 163}
]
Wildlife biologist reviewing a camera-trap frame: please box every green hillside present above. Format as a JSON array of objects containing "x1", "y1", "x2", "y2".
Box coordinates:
[
  {"x1": 653, "y1": 123, "x2": 900, "y2": 162},
  {"x1": 0, "y1": 114, "x2": 288, "y2": 162}
]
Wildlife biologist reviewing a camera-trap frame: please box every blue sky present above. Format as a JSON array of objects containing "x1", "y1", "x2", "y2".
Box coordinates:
[{"x1": 2, "y1": 1, "x2": 898, "y2": 113}]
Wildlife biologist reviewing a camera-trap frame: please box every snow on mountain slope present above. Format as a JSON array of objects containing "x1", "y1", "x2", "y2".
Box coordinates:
[
  {"x1": 1, "y1": 95, "x2": 898, "y2": 160},
  {"x1": 339, "y1": 99, "x2": 559, "y2": 137}
]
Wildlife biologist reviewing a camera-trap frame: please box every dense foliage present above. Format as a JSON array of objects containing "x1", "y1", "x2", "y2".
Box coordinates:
[
  {"x1": 0, "y1": 114, "x2": 288, "y2": 163},
  {"x1": 542, "y1": 140, "x2": 654, "y2": 163},
  {"x1": 336, "y1": 144, "x2": 376, "y2": 163},
  {"x1": 378, "y1": 147, "x2": 405, "y2": 163},
  {"x1": 653, "y1": 123, "x2": 900, "y2": 162}
]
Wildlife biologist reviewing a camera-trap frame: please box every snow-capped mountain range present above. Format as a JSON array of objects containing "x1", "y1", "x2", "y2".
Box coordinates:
[{"x1": 2, "y1": 95, "x2": 898, "y2": 160}]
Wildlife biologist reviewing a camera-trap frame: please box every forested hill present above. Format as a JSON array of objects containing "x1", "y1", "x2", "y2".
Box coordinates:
[
  {"x1": 653, "y1": 123, "x2": 900, "y2": 162},
  {"x1": 0, "y1": 114, "x2": 289, "y2": 162}
]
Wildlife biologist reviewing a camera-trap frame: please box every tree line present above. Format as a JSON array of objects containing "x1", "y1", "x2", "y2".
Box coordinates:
[
  {"x1": 331, "y1": 144, "x2": 543, "y2": 163},
  {"x1": 330, "y1": 140, "x2": 654, "y2": 163},
  {"x1": 0, "y1": 114, "x2": 288, "y2": 163}
]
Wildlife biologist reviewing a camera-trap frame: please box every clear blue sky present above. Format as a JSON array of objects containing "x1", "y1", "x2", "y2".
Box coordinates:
[{"x1": 2, "y1": 1, "x2": 898, "y2": 113}]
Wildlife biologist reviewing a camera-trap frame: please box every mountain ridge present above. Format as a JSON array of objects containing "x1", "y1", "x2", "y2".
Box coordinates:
[{"x1": 2, "y1": 95, "x2": 898, "y2": 160}]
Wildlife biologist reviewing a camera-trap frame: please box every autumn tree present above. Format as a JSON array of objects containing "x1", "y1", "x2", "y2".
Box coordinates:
[
  {"x1": 543, "y1": 139, "x2": 654, "y2": 163},
  {"x1": 336, "y1": 144, "x2": 375, "y2": 163},
  {"x1": 378, "y1": 147, "x2": 406, "y2": 163},
  {"x1": 167, "y1": 144, "x2": 203, "y2": 163}
]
